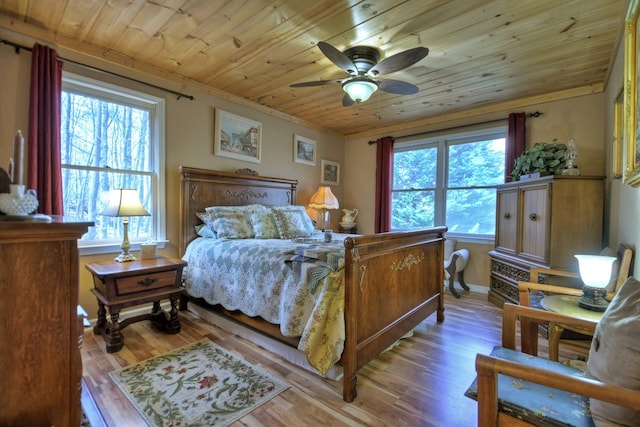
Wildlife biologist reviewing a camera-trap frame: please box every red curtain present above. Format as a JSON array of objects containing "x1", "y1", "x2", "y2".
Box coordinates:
[
  {"x1": 27, "y1": 43, "x2": 64, "y2": 215},
  {"x1": 374, "y1": 136, "x2": 394, "y2": 233},
  {"x1": 505, "y1": 112, "x2": 526, "y2": 182}
]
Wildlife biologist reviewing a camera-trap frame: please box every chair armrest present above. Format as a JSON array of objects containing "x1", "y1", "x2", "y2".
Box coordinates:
[
  {"x1": 475, "y1": 353, "x2": 640, "y2": 426},
  {"x1": 502, "y1": 303, "x2": 596, "y2": 353},
  {"x1": 517, "y1": 281, "x2": 584, "y2": 306},
  {"x1": 530, "y1": 267, "x2": 580, "y2": 283}
]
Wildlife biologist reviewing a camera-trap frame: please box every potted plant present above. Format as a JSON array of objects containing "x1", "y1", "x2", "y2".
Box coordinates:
[{"x1": 511, "y1": 140, "x2": 567, "y2": 181}]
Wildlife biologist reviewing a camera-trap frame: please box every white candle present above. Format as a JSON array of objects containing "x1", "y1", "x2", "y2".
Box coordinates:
[{"x1": 13, "y1": 130, "x2": 24, "y2": 185}]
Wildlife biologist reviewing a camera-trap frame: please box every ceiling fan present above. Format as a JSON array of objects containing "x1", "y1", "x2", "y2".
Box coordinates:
[{"x1": 290, "y1": 41, "x2": 429, "y2": 106}]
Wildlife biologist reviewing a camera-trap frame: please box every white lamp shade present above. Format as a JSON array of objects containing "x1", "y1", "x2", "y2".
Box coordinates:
[
  {"x1": 101, "y1": 189, "x2": 150, "y2": 217},
  {"x1": 342, "y1": 78, "x2": 378, "y2": 103},
  {"x1": 308, "y1": 186, "x2": 339, "y2": 209},
  {"x1": 575, "y1": 254, "x2": 617, "y2": 289}
]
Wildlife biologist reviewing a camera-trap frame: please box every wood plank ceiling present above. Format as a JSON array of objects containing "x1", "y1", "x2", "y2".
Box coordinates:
[{"x1": 0, "y1": 0, "x2": 629, "y2": 138}]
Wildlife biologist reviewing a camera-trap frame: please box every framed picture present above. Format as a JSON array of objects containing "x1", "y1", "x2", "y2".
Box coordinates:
[
  {"x1": 293, "y1": 134, "x2": 316, "y2": 166},
  {"x1": 613, "y1": 86, "x2": 624, "y2": 180},
  {"x1": 213, "y1": 108, "x2": 262, "y2": 164},
  {"x1": 624, "y1": 0, "x2": 640, "y2": 186},
  {"x1": 321, "y1": 159, "x2": 340, "y2": 185}
]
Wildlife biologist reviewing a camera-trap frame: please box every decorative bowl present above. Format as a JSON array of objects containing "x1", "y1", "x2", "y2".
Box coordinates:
[
  {"x1": 339, "y1": 221, "x2": 357, "y2": 230},
  {"x1": 0, "y1": 193, "x2": 39, "y2": 216}
]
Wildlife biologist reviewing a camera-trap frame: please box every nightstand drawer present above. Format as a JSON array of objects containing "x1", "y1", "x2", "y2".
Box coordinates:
[{"x1": 116, "y1": 270, "x2": 178, "y2": 295}]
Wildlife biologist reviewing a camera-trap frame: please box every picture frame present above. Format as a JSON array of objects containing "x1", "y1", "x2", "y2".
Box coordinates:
[
  {"x1": 321, "y1": 159, "x2": 340, "y2": 185},
  {"x1": 613, "y1": 86, "x2": 624, "y2": 180},
  {"x1": 213, "y1": 108, "x2": 262, "y2": 164},
  {"x1": 624, "y1": 0, "x2": 640, "y2": 186},
  {"x1": 293, "y1": 134, "x2": 316, "y2": 166}
]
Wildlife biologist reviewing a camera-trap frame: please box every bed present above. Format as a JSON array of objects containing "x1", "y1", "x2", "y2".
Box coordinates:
[{"x1": 178, "y1": 166, "x2": 446, "y2": 402}]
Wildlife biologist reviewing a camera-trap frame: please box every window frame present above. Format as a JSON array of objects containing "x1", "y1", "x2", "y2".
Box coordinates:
[
  {"x1": 392, "y1": 124, "x2": 507, "y2": 243},
  {"x1": 61, "y1": 72, "x2": 167, "y2": 256}
]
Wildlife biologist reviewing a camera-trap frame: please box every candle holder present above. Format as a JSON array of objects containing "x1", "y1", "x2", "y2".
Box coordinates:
[{"x1": 0, "y1": 185, "x2": 39, "y2": 216}]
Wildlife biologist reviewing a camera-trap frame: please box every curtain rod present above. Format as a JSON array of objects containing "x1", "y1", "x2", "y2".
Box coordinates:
[
  {"x1": 1, "y1": 38, "x2": 195, "y2": 101},
  {"x1": 367, "y1": 111, "x2": 543, "y2": 144}
]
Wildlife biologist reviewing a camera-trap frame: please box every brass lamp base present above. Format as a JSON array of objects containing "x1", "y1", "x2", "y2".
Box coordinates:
[
  {"x1": 578, "y1": 286, "x2": 609, "y2": 312},
  {"x1": 114, "y1": 251, "x2": 137, "y2": 263}
]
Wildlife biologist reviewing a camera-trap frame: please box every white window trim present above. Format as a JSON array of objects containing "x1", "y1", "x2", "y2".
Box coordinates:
[
  {"x1": 62, "y1": 72, "x2": 167, "y2": 256},
  {"x1": 392, "y1": 124, "x2": 507, "y2": 238}
]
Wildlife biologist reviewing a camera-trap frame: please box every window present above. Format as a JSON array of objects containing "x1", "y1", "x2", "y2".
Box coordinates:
[
  {"x1": 61, "y1": 73, "x2": 166, "y2": 253},
  {"x1": 392, "y1": 125, "x2": 506, "y2": 238}
]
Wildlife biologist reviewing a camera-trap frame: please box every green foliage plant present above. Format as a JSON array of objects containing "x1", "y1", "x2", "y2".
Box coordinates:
[{"x1": 511, "y1": 139, "x2": 567, "y2": 181}]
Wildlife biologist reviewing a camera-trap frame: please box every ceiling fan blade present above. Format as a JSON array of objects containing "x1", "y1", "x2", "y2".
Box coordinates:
[
  {"x1": 318, "y1": 41, "x2": 357, "y2": 75},
  {"x1": 368, "y1": 47, "x2": 429, "y2": 76},
  {"x1": 342, "y1": 93, "x2": 355, "y2": 107},
  {"x1": 290, "y1": 80, "x2": 339, "y2": 87},
  {"x1": 378, "y1": 79, "x2": 420, "y2": 95}
]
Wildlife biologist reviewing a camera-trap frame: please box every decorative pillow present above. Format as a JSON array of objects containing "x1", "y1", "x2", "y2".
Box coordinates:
[
  {"x1": 270, "y1": 205, "x2": 315, "y2": 239},
  {"x1": 586, "y1": 276, "x2": 640, "y2": 425},
  {"x1": 195, "y1": 211, "x2": 217, "y2": 233},
  {"x1": 194, "y1": 223, "x2": 216, "y2": 238},
  {"x1": 247, "y1": 205, "x2": 280, "y2": 239},
  {"x1": 203, "y1": 206, "x2": 254, "y2": 239}
]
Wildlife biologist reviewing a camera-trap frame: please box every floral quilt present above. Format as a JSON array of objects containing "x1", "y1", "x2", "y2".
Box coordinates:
[{"x1": 182, "y1": 236, "x2": 347, "y2": 375}]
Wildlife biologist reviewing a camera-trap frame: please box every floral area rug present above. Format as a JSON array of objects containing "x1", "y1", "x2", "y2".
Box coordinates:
[{"x1": 109, "y1": 339, "x2": 288, "y2": 426}]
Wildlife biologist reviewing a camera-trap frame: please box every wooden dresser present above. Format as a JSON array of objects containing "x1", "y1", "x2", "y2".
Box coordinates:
[
  {"x1": 488, "y1": 175, "x2": 604, "y2": 306},
  {"x1": 0, "y1": 217, "x2": 92, "y2": 427}
]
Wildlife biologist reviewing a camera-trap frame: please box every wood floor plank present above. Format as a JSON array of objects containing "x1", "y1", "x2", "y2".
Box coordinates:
[{"x1": 81, "y1": 291, "x2": 588, "y2": 426}]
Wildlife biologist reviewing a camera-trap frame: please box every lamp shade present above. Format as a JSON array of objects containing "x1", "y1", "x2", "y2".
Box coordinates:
[
  {"x1": 575, "y1": 254, "x2": 616, "y2": 289},
  {"x1": 342, "y1": 78, "x2": 378, "y2": 103},
  {"x1": 101, "y1": 189, "x2": 150, "y2": 217},
  {"x1": 308, "y1": 186, "x2": 339, "y2": 210}
]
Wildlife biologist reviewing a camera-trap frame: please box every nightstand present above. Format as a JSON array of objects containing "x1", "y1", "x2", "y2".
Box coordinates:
[{"x1": 86, "y1": 256, "x2": 187, "y2": 353}]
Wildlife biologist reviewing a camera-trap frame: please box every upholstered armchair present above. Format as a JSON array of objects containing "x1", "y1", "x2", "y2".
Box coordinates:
[
  {"x1": 466, "y1": 277, "x2": 640, "y2": 426},
  {"x1": 444, "y1": 238, "x2": 469, "y2": 298}
]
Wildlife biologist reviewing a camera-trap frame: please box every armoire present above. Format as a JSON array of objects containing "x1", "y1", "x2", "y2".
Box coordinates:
[{"x1": 488, "y1": 175, "x2": 605, "y2": 306}]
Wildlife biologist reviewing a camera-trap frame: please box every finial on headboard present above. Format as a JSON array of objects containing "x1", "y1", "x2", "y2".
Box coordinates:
[{"x1": 236, "y1": 168, "x2": 258, "y2": 176}]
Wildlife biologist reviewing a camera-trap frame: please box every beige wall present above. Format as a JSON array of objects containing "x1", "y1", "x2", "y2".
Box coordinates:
[
  {"x1": 2, "y1": 20, "x2": 635, "y2": 312},
  {"x1": 605, "y1": 33, "x2": 640, "y2": 275},
  {"x1": 344, "y1": 93, "x2": 607, "y2": 289},
  {"x1": 0, "y1": 32, "x2": 345, "y2": 317}
]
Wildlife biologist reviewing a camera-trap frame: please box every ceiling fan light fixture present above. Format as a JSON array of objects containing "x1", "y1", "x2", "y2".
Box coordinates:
[{"x1": 342, "y1": 78, "x2": 378, "y2": 103}]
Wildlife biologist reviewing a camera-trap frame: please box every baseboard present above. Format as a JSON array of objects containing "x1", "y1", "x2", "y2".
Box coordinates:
[{"x1": 447, "y1": 281, "x2": 489, "y2": 296}]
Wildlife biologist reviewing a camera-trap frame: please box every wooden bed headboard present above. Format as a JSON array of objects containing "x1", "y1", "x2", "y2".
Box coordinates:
[{"x1": 179, "y1": 166, "x2": 298, "y2": 256}]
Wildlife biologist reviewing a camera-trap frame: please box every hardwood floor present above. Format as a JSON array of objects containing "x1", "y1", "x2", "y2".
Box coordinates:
[{"x1": 81, "y1": 291, "x2": 590, "y2": 427}]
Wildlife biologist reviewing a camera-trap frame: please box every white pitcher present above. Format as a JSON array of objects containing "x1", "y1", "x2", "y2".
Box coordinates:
[{"x1": 341, "y1": 208, "x2": 358, "y2": 223}]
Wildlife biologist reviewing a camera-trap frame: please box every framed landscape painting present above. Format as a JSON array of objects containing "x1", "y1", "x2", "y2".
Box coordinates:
[
  {"x1": 321, "y1": 159, "x2": 340, "y2": 185},
  {"x1": 624, "y1": 0, "x2": 640, "y2": 186},
  {"x1": 293, "y1": 134, "x2": 316, "y2": 166},
  {"x1": 213, "y1": 108, "x2": 262, "y2": 164}
]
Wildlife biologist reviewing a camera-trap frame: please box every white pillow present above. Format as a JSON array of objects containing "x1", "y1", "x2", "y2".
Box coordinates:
[
  {"x1": 270, "y1": 205, "x2": 315, "y2": 239},
  {"x1": 586, "y1": 276, "x2": 640, "y2": 425}
]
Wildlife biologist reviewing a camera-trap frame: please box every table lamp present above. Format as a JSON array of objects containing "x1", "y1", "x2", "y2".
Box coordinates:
[
  {"x1": 575, "y1": 254, "x2": 617, "y2": 312},
  {"x1": 308, "y1": 186, "x2": 339, "y2": 231},
  {"x1": 101, "y1": 189, "x2": 150, "y2": 262}
]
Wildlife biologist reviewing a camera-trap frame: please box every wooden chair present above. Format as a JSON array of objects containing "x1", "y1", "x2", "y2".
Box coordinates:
[
  {"x1": 467, "y1": 303, "x2": 640, "y2": 426},
  {"x1": 524, "y1": 243, "x2": 634, "y2": 303},
  {"x1": 518, "y1": 244, "x2": 634, "y2": 359}
]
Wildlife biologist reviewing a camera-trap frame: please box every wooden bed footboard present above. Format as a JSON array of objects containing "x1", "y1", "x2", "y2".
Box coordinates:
[
  {"x1": 342, "y1": 228, "x2": 446, "y2": 401},
  {"x1": 179, "y1": 166, "x2": 445, "y2": 402}
]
